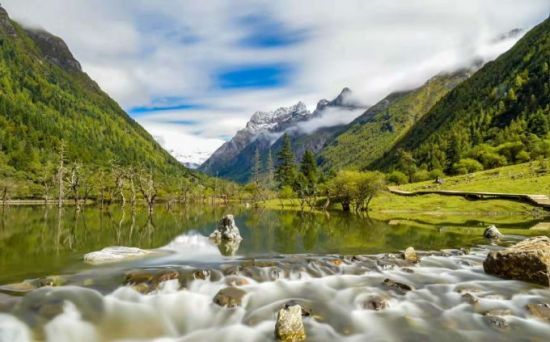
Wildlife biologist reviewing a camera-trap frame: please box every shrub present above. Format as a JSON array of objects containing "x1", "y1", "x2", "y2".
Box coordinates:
[
  {"x1": 453, "y1": 158, "x2": 483, "y2": 174},
  {"x1": 516, "y1": 150, "x2": 530, "y2": 163},
  {"x1": 429, "y1": 169, "x2": 444, "y2": 179},
  {"x1": 386, "y1": 170, "x2": 408, "y2": 185},
  {"x1": 412, "y1": 169, "x2": 431, "y2": 182}
]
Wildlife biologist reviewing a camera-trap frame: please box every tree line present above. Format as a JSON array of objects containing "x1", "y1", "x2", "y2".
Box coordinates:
[{"x1": 244, "y1": 133, "x2": 386, "y2": 212}]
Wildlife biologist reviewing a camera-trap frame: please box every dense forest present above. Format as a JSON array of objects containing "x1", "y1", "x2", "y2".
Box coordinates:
[
  {"x1": 318, "y1": 70, "x2": 472, "y2": 172},
  {"x1": 372, "y1": 16, "x2": 550, "y2": 177},
  {"x1": 0, "y1": 7, "x2": 207, "y2": 199}
]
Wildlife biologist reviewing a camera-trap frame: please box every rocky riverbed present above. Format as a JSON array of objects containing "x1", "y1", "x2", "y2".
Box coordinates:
[{"x1": 0, "y1": 234, "x2": 549, "y2": 341}]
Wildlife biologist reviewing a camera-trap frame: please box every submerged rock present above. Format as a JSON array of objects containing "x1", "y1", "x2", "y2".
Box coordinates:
[
  {"x1": 213, "y1": 287, "x2": 247, "y2": 308},
  {"x1": 275, "y1": 304, "x2": 306, "y2": 342},
  {"x1": 483, "y1": 225, "x2": 503, "y2": 240},
  {"x1": 483, "y1": 236, "x2": 550, "y2": 286},
  {"x1": 483, "y1": 309, "x2": 511, "y2": 329},
  {"x1": 124, "y1": 269, "x2": 180, "y2": 294},
  {"x1": 363, "y1": 295, "x2": 390, "y2": 311},
  {"x1": 224, "y1": 276, "x2": 249, "y2": 287},
  {"x1": 209, "y1": 215, "x2": 242, "y2": 242},
  {"x1": 402, "y1": 247, "x2": 419, "y2": 263},
  {"x1": 0, "y1": 293, "x2": 20, "y2": 312},
  {"x1": 383, "y1": 278, "x2": 414, "y2": 294},
  {"x1": 461, "y1": 292, "x2": 479, "y2": 305},
  {"x1": 12, "y1": 287, "x2": 104, "y2": 329},
  {"x1": 83, "y1": 246, "x2": 153, "y2": 265},
  {"x1": 526, "y1": 303, "x2": 550, "y2": 321}
]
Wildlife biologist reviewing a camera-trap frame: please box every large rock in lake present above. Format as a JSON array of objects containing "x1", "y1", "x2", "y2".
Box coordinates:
[
  {"x1": 483, "y1": 225, "x2": 503, "y2": 240},
  {"x1": 483, "y1": 236, "x2": 550, "y2": 286},
  {"x1": 83, "y1": 246, "x2": 153, "y2": 265},
  {"x1": 209, "y1": 215, "x2": 242, "y2": 242}
]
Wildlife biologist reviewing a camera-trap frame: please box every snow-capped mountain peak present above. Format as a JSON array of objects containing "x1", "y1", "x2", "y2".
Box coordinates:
[
  {"x1": 200, "y1": 101, "x2": 313, "y2": 172},
  {"x1": 247, "y1": 101, "x2": 310, "y2": 131}
]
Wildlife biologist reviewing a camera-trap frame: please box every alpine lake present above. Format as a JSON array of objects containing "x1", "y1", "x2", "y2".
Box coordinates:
[{"x1": 0, "y1": 204, "x2": 549, "y2": 341}]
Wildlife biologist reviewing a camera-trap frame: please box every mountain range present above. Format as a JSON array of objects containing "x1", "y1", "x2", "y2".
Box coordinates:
[
  {"x1": 199, "y1": 88, "x2": 366, "y2": 182},
  {"x1": 0, "y1": 2, "x2": 547, "y2": 191},
  {"x1": 200, "y1": 17, "x2": 549, "y2": 183}
]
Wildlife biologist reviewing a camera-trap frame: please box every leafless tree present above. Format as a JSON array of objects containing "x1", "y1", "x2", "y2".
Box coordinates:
[
  {"x1": 80, "y1": 168, "x2": 94, "y2": 208},
  {"x1": 128, "y1": 167, "x2": 137, "y2": 208},
  {"x1": 40, "y1": 171, "x2": 54, "y2": 205},
  {"x1": 113, "y1": 165, "x2": 127, "y2": 207},
  {"x1": 67, "y1": 162, "x2": 81, "y2": 211},
  {"x1": 138, "y1": 169, "x2": 157, "y2": 215},
  {"x1": 0, "y1": 181, "x2": 11, "y2": 207},
  {"x1": 57, "y1": 142, "x2": 66, "y2": 208},
  {"x1": 179, "y1": 179, "x2": 192, "y2": 205},
  {"x1": 97, "y1": 169, "x2": 106, "y2": 209}
]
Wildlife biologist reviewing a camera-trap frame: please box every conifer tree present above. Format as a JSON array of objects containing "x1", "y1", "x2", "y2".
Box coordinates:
[
  {"x1": 300, "y1": 150, "x2": 318, "y2": 187},
  {"x1": 265, "y1": 148, "x2": 275, "y2": 188},
  {"x1": 275, "y1": 134, "x2": 296, "y2": 188},
  {"x1": 252, "y1": 146, "x2": 261, "y2": 184}
]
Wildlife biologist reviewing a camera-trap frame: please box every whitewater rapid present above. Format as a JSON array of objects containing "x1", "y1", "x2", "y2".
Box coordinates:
[{"x1": 0, "y1": 233, "x2": 549, "y2": 341}]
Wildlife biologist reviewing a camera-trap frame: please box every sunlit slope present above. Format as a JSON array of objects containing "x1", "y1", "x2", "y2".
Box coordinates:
[
  {"x1": 373, "y1": 17, "x2": 550, "y2": 173},
  {"x1": 0, "y1": 7, "x2": 192, "y2": 190}
]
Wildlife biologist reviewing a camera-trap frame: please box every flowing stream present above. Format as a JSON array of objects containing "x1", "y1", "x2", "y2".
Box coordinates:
[{"x1": 0, "y1": 206, "x2": 548, "y2": 341}]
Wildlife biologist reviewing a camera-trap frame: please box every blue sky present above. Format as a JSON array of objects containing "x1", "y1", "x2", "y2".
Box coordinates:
[{"x1": 3, "y1": 0, "x2": 549, "y2": 164}]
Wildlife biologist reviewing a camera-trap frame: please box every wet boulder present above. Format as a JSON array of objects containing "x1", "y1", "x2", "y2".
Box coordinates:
[
  {"x1": 209, "y1": 215, "x2": 242, "y2": 242},
  {"x1": 382, "y1": 278, "x2": 414, "y2": 294},
  {"x1": 483, "y1": 236, "x2": 550, "y2": 286},
  {"x1": 275, "y1": 304, "x2": 306, "y2": 341},
  {"x1": 483, "y1": 309, "x2": 511, "y2": 329},
  {"x1": 224, "y1": 276, "x2": 249, "y2": 287},
  {"x1": 461, "y1": 292, "x2": 479, "y2": 305},
  {"x1": 213, "y1": 287, "x2": 247, "y2": 308},
  {"x1": 483, "y1": 225, "x2": 503, "y2": 240},
  {"x1": 526, "y1": 303, "x2": 550, "y2": 321},
  {"x1": 284, "y1": 300, "x2": 312, "y2": 317},
  {"x1": 363, "y1": 295, "x2": 390, "y2": 311},
  {"x1": 401, "y1": 247, "x2": 419, "y2": 263},
  {"x1": 124, "y1": 269, "x2": 180, "y2": 294}
]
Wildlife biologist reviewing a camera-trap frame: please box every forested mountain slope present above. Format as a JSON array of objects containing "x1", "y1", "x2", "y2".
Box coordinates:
[
  {"x1": 0, "y1": 7, "x2": 193, "y2": 195},
  {"x1": 372, "y1": 16, "x2": 550, "y2": 175},
  {"x1": 318, "y1": 70, "x2": 472, "y2": 171}
]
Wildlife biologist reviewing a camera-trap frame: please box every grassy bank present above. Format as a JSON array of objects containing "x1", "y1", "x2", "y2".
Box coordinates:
[
  {"x1": 399, "y1": 160, "x2": 550, "y2": 194},
  {"x1": 259, "y1": 160, "x2": 550, "y2": 225}
]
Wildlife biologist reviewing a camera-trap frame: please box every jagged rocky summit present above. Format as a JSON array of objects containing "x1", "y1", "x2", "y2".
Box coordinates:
[{"x1": 199, "y1": 88, "x2": 366, "y2": 182}]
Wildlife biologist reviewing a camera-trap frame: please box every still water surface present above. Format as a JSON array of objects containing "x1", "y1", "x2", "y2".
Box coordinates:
[
  {"x1": 0, "y1": 205, "x2": 499, "y2": 283},
  {"x1": 0, "y1": 205, "x2": 548, "y2": 341}
]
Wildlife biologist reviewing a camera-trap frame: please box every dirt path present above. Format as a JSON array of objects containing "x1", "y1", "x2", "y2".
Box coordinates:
[{"x1": 388, "y1": 187, "x2": 550, "y2": 210}]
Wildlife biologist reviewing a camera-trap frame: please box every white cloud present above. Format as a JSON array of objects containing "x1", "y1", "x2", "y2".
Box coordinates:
[
  {"x1": 2, "y1": 0, "x2": 548, "y2": 164},
  {"x1": 139, "y1": 121, "x2": 224, "y2": 168},
  {"x1": 295, "y1": 107, "x2": 366, "y2": 134}
]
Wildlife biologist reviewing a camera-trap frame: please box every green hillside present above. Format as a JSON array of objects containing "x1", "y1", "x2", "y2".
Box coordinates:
[
  {"x1": 0, "y1": 7, "x2": 194, "y2": 197},
  {"x1": 373, "y1": 16, "x2": 550, "y2": 175},
  {"x1": 318, "y1": 71, "x2": 471, "y2": 171}
]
